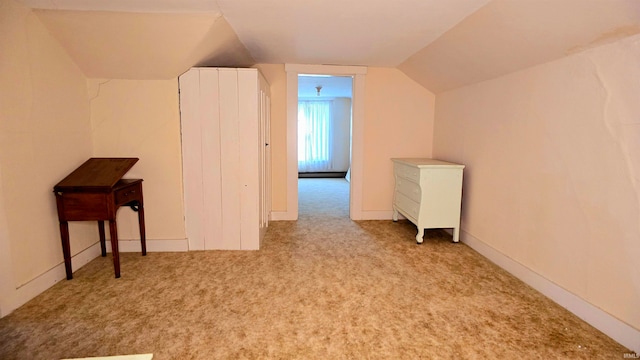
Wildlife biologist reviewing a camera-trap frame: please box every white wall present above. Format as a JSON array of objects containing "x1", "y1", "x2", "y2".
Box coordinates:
[
  {"x1": 271, "y1": 65, "x2": 436, "y2": 220},
  {"x1": 362, "y1": 68, "x2": 435, "y2": 215},
  {"x1": 0, "y1": 0, "x2": 95, "y2": 315},
  {"x1": 254, "y1": 64, "x2": 288, "y2": 212},
  {"x1": 88, "y1": 79, "x2": 187, "y2": 245},
  {"x1": 331, "y1": 98, "x2": 352, "y2": 172},
  {"x1": 434, "y1": 33, "x2": 640, "y2": 345},
  {"x1": 1, "y1": 1, "x2": 191, "y2": 316}
]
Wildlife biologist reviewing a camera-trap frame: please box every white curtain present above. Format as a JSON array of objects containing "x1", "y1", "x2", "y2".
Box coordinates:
[{"x1": 298, "y1": 100, "x2": 333, "y2": 172}]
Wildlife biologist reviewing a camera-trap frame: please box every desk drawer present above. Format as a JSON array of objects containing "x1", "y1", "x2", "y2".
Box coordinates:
[
  {"x1": 114, "y1": 183, "x2": 142, "y2": 206},
  {"x1": 394, "y1": 163, "x2": 420, "y2": 183},
  {"x1": 56, "y1": 193, "x2": 110, "y2": 221}
]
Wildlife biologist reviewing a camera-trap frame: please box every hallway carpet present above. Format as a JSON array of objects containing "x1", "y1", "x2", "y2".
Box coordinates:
[{"x1": 0, "y1": 179, "x2": 630, "y2": 359}]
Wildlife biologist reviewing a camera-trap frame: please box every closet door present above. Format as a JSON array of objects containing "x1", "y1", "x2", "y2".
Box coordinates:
[
  {"x1": 218, "y1": 69, "x2": 242, "y2": 250},
  {"x1": 259, "y1": 74, "x2": 271, "y2": 240},
  {"x1": 200, "y1": 70, "x2": 223, "y2": 251},
  {"x1": 237, "y1": 69, "x2": 271, "y2": 249},
  {"x1": 180, "y1": 68, "x2": 225, "y2": 251},
  {"x1": 237, "y1": 69, "x2": 260, "y2": 250},
  {"x1": 180, "y1": 69, "x2": 206, "y2": 251},
  {"x1": 180, "y1": 67, "x2": 270, "y2": 251}
]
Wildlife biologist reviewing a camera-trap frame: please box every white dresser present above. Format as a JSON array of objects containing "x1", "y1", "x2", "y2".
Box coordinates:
[{"x1": 391, "y1": 158, "x2": 465, "y2": 244}]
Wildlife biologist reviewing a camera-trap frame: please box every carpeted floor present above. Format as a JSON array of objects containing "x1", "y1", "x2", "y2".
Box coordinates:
[{"x1": 0, "y1": 178, "x2": 631, "y2": 359}]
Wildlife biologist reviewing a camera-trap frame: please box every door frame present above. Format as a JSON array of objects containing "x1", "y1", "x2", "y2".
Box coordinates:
[{"x1": 282, "y1": 64, "x2": 367, "y2": 220}]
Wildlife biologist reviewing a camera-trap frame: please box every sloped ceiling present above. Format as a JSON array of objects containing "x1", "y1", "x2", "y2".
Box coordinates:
[
  {"x1": 17, "y1": 0, "x2": 640, "y2": 90},
  {"x1": 216, "y1": 0, "x2": 490, "y2": 66},
  {"x1": 20, "y1": 0, "x2": 219, "y2": 13},
  {"x1": 34, "y1": 10, "x2": 254, "y2": 79},
  {"x1": 399, "y1": 0, "x2": 640, "y2": 93},
  {"x1": 21, "y1": 0, "x2": 490, "y2": 80}
]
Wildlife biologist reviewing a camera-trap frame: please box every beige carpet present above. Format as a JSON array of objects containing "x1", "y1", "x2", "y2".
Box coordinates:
[{"x1": 0, "y1": 178, "x2": 631, "y2": 359}]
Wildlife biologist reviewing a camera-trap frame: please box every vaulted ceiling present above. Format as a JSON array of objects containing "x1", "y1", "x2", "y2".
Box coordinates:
[{"x1": 17, "y1": 0, "x2": 640, "y2": 92}]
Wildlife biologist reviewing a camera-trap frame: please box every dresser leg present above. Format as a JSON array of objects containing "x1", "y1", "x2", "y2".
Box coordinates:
[
  {"x1": 452, "y1": 227, "x2": 460, "y2": 243},
  {"x1": 416, "y1": 228, "x2": 424, "y2": 244},
  {"x1": 59, "y1": 221, "x2": 73, "y2": 280},
  {"x1": 392, "y1": 208, "x2": 399, "y2": 222},
  {"x1": 108, "y1": 220, "x2": 121, "y2": 278},
  {"x1": 98, "y1": 221, "x2": 106, "y2": 257}
]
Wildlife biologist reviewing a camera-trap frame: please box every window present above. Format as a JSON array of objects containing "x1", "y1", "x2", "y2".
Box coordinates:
[{"x1": 298, "y1": 100, "x2": 332, "y2": 172}]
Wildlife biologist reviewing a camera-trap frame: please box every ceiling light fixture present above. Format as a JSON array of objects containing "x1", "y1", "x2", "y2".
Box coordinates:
[{"x1": 315, "y1": 85, "x2": 322, "y2": 96}]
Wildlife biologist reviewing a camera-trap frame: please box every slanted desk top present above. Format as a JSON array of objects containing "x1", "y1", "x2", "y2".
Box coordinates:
[{"x1": 54, "y1": 158, "x2": 139, "y2": 193}]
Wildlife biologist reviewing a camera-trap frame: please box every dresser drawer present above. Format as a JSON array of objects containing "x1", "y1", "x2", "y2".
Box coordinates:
[
  {"x1": 395, "y1": 177, "x2": 421, "y2": 202},
  {"x1": 395, "y1": 192, "x2": 420, "y2": 220},
  {"x1": 394, "y1": 163, "x2": 421, "y2": 183}
]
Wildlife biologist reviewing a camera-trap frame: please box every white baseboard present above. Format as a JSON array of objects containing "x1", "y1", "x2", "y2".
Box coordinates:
[
  {"x1": 271, "y1": 210, "x2": 403, "y2": 221},
  {"x1": 4, "y1": 242, "x2": 102, "y2": 317},
  {"x1": 105, "y1": 238, "x2": 189, "y2": 252},
  {"x1": 272, "y1": 210, "x2": 404, "y2": 221},
  {"x1": 2, "y1": 238, "x2": 189, "y2": 318},
  {"x1": 62, "y1": 355, "x2": 153, "y2": 360},
  {"x1": 461, "y1": 230, "x2": 640, "y2": 353},
  {"x1": 270, "y1": 211, "x2": 297, "y2": 221}
]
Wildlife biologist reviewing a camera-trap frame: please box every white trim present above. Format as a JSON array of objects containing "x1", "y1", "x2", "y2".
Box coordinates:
[
  {"x1": 62, "y1": 354, "x2": 153, "y2": 360},
  {"x1": 285, "y1": 64, "x2": 367, "y2": 221},
  {"x1": 285, "y1": 71, "x2": 299, "y2": 220},
  {"x1": 272, "y1": 210, "x2": 395, "y2": 222},
  {"x1": 349, "y1": 73, "x2": 366, "y2": 220},
  {"x1": 1, "y1": 237, "x2": 189, "y2": 318},
  {"x1": 461, "y1": 230, "x2": 640, "y2": 353},
  {"x1": 0, "y1": 203, "x2": 14, "y2": 317},
  {"x1": 270, "y1": 211, "x2": 296, "y2": 221},
  {"x1": 2, "y1": 242, "x2": 101, "y2": 317},
  {"x1": 105, "y1": 238, "x2": 189, "y2": 252}
]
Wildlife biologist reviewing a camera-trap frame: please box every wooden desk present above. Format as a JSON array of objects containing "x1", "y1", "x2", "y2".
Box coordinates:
[{"x1": 53, "y1": 158, "x2": 146, "y2": 279}]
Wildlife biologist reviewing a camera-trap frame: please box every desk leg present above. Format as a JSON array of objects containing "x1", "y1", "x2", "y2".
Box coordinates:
[
  {"x1": 108, "y1": 220, "x2": 121, "y2": 278},
  {"x1": 59, "y1": 221, "x2": 73, "y2": 280},
  {"x1": 98, "y1": 221, "x2": 106, "y2": 257},
  {"x1": 138, "y1": 203, "x2": 147, "y2": 256}
]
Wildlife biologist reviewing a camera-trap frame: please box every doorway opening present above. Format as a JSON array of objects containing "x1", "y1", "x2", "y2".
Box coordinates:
[
  {"x1": 283, "y1": 64, "x2": 366, "y2": 221},
  {"x1": 297, "y1": 74, "x2": 353, "y2": 217}
]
